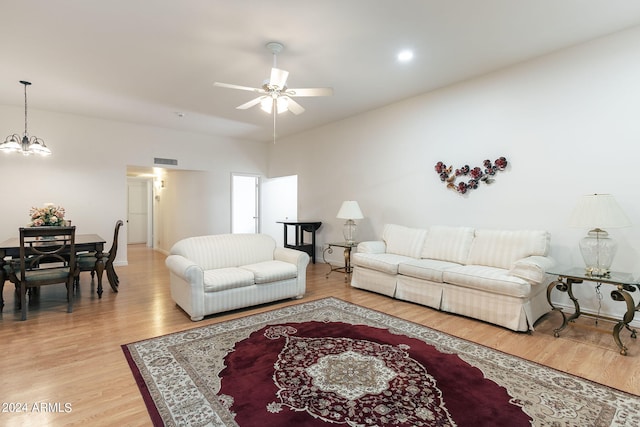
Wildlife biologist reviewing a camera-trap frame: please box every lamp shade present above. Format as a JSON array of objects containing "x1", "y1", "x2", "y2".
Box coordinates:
[
  {"x1": 336, "y1": 201, "x2": 363, "y2": 219},
  {"x1": 568, "y1": 194, "x2": 631, "y2": 229}
]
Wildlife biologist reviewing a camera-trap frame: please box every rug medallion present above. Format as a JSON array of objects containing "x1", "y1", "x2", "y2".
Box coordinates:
[{"x1": 122, "y1": 297, "x2": 640, "y2": 426}]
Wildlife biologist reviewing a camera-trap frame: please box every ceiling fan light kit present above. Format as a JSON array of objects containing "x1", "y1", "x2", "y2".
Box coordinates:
[{"x1": 213, "y1": 41, "x2": 333, "y2": 142}]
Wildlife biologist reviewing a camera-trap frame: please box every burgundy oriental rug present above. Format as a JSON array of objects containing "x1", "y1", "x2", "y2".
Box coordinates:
[{"x1": 122, "y1": 298, "x2": 640, "y2": 426}]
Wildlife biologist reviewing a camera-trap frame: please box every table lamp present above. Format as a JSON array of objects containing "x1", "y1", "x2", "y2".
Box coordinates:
[
  {"x1": 568, "y1": 194, "x2": 631, "y2": 276},
  {"x1": 336, "y1": 201, "x2": 363, "y2": 243}
]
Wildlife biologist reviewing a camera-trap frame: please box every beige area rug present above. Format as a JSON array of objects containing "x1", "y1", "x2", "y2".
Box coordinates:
[{"x1": 122, "y1": 297, "x2": 640, "y2": 426}]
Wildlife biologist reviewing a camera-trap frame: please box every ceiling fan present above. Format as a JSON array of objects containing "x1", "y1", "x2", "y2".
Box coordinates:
[{"x1": 213, "y1": 42, "x2": 333, "y2": 117}]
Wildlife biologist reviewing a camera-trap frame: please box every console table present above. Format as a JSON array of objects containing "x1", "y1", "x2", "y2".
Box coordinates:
[
  {"x1": 546, "y1": 267, "x2": 639, "y2": 355},
  {"x1": 277, "y1": 220, "x2": 322, "y2": 263},
  {"x1": 323, "y1": 241, "x2": 358, "y2": 282}
]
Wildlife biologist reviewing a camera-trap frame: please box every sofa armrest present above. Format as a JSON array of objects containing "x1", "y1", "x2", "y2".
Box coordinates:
[
  {"x1": 165, "y1": 254, "x2": 204, "y2": 285},
  {"x1": 356, "y1": 241, "x2": 387, "y2": 254},
  {"x1": 508, "y1": 255, "x2": 556, "y2": 285},
  {"x1": 274, "y1": 247, "x2": 310, "y2": 270}
]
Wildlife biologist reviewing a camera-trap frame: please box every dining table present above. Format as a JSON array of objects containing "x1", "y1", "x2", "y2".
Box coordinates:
[{"x1": 0, "y1": 233, "x2": 115, "y2": 311}]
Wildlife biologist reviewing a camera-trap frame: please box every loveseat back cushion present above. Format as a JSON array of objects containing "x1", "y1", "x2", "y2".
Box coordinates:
[
  {"x1": 382, "y1": 224, "x2": 428, "y2": 258},
  {"x1": 466, "y1": 229, "x2": 550, "y2": 270},
  {"x1": 421, "y1": 225, "x2": 475, "y2": 264},
  {"x1": 170, "y1": 233, "x2": 276, "y2": 270}
]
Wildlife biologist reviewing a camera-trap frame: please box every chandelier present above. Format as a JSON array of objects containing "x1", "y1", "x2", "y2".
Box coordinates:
[{"x1": 0, "y1": 80, "x2": 51, "y2": 156}]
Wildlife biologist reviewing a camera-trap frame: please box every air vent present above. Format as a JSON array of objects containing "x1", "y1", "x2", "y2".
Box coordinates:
[{"x1": 154, "y1": 157, "x2": 178, "y2": 166}]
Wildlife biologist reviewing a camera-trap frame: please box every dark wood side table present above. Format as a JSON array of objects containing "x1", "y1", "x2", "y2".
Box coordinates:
[
  {"x1": 277, "y1": 220, "x2": 322, "y2": 263},
  {"x1": 546, "y1": 267, "x2": 639, "y2": 355},
  {"x1": 323, "y1": 241, "x2": 358, "y2": 282}
]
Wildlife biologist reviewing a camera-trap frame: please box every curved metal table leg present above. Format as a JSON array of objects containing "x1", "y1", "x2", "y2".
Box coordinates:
[
  {"x1": 610, "y1": 286, "x2": 638, "y2": 355},
  {"x1": 546, "y1": 279, "x2": 565, "y2": 337},
  {"x1": 323, "y1": 245, "x2": 334, "y2": 279}
]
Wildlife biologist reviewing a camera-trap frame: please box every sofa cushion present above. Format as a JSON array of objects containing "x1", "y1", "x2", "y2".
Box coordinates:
[
  {"x1": 240, "y1": 260, "x2": 297, "y2": 284},
  {"x1": 203, "y1": 267, "x2": 255, "y2": 292},
  {"x1": 398, "y1": 258, "x2": 462, "y2": 283},
  {"x1": 382, "y1": 224, "x2": 428, "y2": 258},
  {"x1": 466, "y1": 229, "x2": 550, "y2": 270},
  {"x1": 352, "y1": 252, "x2": 415, "y2": 275},
  {"x1": 421, "y1": 225, "x2": 475, "y2": 264},
  {"x1": 443, "y1": 265, "x2": 532, "y2": 298}
]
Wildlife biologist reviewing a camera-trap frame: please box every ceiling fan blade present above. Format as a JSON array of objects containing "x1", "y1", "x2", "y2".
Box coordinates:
[
  {"x1": 214, "y1": 82, "x2": 264, "y2": 93},
  {"x1": 285, "y1": 97, "x2": 305, "y2": 115},
  {"x1": 285, "y1": 87, "x2": 334, "y2": 97},
  {"x1": 270, "y1": 68, "x2": 289, "y2": 88},
  {"x1": 236, "y1": 96, "x2": 265, "y2": 110}
]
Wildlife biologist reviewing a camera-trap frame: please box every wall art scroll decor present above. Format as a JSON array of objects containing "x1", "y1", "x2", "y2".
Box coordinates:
[{"x1": 435, "y1": 157, "x2": 508, "y2": 195}]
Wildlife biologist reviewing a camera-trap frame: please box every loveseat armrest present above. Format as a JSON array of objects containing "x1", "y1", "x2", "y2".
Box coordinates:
[
  {"x1": 356, "y1": 241, "x2": 387, "y2": 254},
  {"x1": 508, "y1": 255, "x2": 556, "y2": 285},
  {"x1": 165, "y1": 254, "x2": 204, "y2": 286},
  {"x1": 274, "y1": 247, "x2": 310, "y2": 270}
]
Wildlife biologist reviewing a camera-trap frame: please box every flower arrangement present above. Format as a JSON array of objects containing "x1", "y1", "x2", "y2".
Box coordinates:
[
  {"x1": 29, "y1": 203, "x2": 66, "y2": 226},
  {"x1": 435, "y1": 157, "x2": 508, "y2": 195}
]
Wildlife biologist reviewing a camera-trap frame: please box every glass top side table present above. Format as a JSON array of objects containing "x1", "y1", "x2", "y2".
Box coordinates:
[
  {"x1": 323, "y1": 241, "x2": 358, "y2": 282},
  {"x1": 546, "y1": 267, "x2": 639, "y2": 355}
]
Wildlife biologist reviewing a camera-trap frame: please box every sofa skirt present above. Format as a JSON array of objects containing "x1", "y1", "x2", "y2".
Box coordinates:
[
  {"x1": 395, "y1": 276, "x2": 444, "y2": 309},
  {"x1": 440, "y1": 282, "x2": 550, "y2": 332},
  {"x1": 351, "y1": 267, "x2": 397, "y2": 297}
]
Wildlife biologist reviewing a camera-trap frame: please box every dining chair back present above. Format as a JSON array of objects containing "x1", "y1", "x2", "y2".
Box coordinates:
[
  {"x1": 16, "y1": 226, "x2": 76, "y2": 320},
  {"x1": 76, "y1": 220, "x2": 124, "y2": 291}
]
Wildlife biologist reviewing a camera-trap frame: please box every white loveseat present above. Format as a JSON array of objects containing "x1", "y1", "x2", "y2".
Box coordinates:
[
  {"x1": 351, "y1": 224, "x2": 555, "y2": 331},
  {"x1": 166, "y1": 233, "x2": 309, "y2": 321}
]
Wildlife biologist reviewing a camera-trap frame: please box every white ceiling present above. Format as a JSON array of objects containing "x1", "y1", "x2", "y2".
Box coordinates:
[{"x1": 2, "y1": 0, "x2": 640, "y2": 143}]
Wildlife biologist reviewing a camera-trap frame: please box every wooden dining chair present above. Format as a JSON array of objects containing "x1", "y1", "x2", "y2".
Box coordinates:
[
  {"x1": 14, "y1": 226, "x2": 77, "y2": 320},
  {"x1": 75, "y1": 220, "x2": 123, "y2": 292}
]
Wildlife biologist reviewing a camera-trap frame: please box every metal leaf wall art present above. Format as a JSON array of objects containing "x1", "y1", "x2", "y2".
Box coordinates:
[{"x1": 435, "y1": 157, "x2": 508, "y2": 195}]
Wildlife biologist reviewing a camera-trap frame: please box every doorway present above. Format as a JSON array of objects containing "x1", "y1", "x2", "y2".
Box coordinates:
[
  {"x1": 231, "y1": 174, "x2": 260, "y2": 234},
  {"x1": 261, "y1": 175, "x2": 297, "y2": 246},
  {"x1": 127, "y1": 177, "x2": 152, "y2": 245}
]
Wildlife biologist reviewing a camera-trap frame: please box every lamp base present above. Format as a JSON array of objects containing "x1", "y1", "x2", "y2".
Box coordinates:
[
  {"x1": 343, "y1": 219, "x2": 357, "y2": 244},
  {"x1": 578, "y1": 228, "x2": 617, "y2": 277}
]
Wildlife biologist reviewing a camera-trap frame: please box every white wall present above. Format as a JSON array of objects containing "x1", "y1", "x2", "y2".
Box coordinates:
[
  {"x1": 0, "y1": 110, "x2": 268, "y2": 263},
  {"x1": 268, "y1": 26, "x2": 640, "y2": 319}
]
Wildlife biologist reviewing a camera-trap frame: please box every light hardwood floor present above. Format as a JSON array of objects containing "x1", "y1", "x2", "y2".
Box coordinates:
[{"x1": 1, "y1": 244, "x2": 638, "y2": 426}]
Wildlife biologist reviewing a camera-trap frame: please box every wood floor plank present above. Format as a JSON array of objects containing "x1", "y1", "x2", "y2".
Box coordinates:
[{"x1": 0, "y1": 244, "x2": 638, "y2": 426}]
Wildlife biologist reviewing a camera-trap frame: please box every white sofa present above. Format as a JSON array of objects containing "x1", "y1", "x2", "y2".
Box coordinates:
[
  {"x1": 351, "y1": 224, "x2": 555, "y2": 331},
  {"x1": 165, "y1": 233, "x2": 309, "y2": 321}
]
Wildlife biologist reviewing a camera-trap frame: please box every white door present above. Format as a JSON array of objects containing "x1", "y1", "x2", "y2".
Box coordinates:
[
  {"x1": 231, "y1": 174, "x2": 259, "y2": 234},
  {"x1": 127, "y1": 179, "x2": 149, "y2": 244}
]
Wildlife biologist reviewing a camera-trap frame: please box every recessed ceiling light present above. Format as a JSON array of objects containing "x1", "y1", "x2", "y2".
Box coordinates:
[{"x1": 397, "y1": 50, "x2": 414, "y2": 62}]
